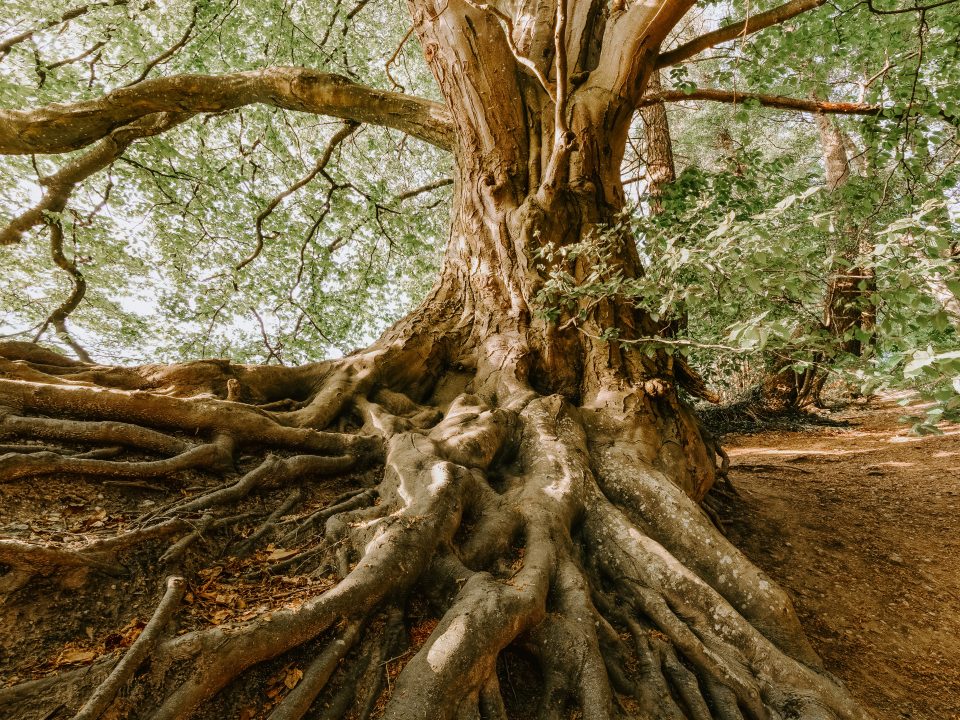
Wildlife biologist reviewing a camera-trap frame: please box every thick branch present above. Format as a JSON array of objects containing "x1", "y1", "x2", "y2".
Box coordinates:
[
  {"x1": 587, "y1": 0, "x2": 696, "y2": 102},
  {"x1": 0, "y1": 68, "x2": 454, "y2": 155},
  {"x1": 656, "y1": 0, "x2": 827, "y2": 68},
  {"x1": 460, "y1": 0, "x2": 557, "y2": 101},
  {"x1": 641, "y1": 88, "x2": 880, "y2": 115}
]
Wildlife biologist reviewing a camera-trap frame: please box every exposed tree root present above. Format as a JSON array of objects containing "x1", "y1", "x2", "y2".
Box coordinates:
[
  {"x1": 0, "y1": 412, "x2": 191, "y2": 455},
  {"x1": 0, "y1": 433, "x2": 234, "y2": 483},
  {"x1": 0, "y1": 539, "x2": 124, "y2": 575},
  {"x1": 0, "y1": 342, "x2": 871, "y2": 720},
  {"x1": 266, "y1": 619, "x2": 365, "y2": 720},
  {"x1": 70, "y1": 576, "x2": 185, "y2": 720}
]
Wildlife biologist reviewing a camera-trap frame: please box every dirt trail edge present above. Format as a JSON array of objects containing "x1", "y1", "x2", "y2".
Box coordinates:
[{"x1": 720, "y1": 395, "x2": 960, "y2": 720}]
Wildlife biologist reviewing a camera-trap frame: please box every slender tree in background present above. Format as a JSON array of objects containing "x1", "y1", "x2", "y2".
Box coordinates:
[
  {"x1": 763, "y1": 112, "x2": 869, "y2": 407},
  {"x1": 0, "y1": 0, "x2": 955, "y2": 717},
  {"x1": 639, "y1": 72, "x2": 677, "y2": 217}
]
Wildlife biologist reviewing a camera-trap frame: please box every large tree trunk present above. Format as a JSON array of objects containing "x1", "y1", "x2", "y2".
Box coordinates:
[{"x1": 0, "y1": 2, "x2": 871, "y2": 718}]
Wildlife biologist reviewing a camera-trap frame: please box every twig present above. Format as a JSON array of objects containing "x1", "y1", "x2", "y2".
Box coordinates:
[
  {"x1": 863, "y1": 0, "x2": 956, "y2": 14},
  {"x1": 573, "y1": 325, "x2": 750, "y2": 353},
  {"x1": 236, "y1": 121, "x2": 359, "y2": 271},
  {"x1": 0, "y1": 1, "x2": 129, "y2": 59},
  {"x1": 125, "y1": 3, "x2": 200, "y2": 86},
  {"x1": 250, "y1": 307, "x2": 284, "y2": 365},
  {"x1": 385, "y1": 25, "x2": 415, "y2": 92},
  {"x1": 102, "y1": 480, "x2": 168, "y2": 492}
]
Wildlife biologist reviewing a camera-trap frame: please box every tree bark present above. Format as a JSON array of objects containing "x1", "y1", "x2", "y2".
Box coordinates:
[{"x1": 640, "y1": 72, "x2": 677, "y2": 215}]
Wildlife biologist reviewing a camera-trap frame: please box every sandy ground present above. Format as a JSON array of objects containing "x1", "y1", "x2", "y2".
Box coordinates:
[{"x1": 720, "y1": 396, "x2": 960, "y2": 720}]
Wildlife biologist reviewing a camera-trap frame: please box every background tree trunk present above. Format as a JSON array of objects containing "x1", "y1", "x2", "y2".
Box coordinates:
[
  {"x1": 640, "y1": 72, "x2": 677, "y2": 216},
  {"x1": 764, "y1": 114, "x2": 874, "y2": 408}
]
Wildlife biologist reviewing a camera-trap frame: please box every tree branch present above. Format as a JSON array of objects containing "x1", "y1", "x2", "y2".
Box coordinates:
[
  {"x1": 34, "y1": 220, "x2": 93, "y2": 363},
  {"x1": 125, "y1": 2, "x2": 200, "y2": 86},
  {"x1": 656, "y1": 0, "x2": 827, "y2": 68},
  {"x1": 587, "y1": 0, "x2": 696, "y2": 104},
  {"x1": 640, "y1": 88, "x2": 880, "y2": 115},
  {"x1": 864, "y1": 0, "x2": 957, "y2": 14},
  {"x1": 393, "y1": 178, "x2": 453, "y2": 203},
  {"x1": 0, "y1": 0, "x2": 128, "y2": 59},
  {"x1": 0, "y1": 68, "x2": 454, "y2": 155},
  {"x1": 461, "y1": 0, "x2": 557, "y2": 102},
  {"x1": 238, "y1": 121, "x2": 360, "y2": 271}
]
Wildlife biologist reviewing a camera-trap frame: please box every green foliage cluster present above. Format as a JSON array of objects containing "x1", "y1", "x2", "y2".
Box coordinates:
[
  {"x1": 541, "y1": 0, "x2": 960, "y2": 427},
  {"x1": 0, "y1": 0, "x2": 450, "y2": 363}
]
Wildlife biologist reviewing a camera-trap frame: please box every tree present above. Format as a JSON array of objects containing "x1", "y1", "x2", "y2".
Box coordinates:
[
  {"x1": 762, "y1": 112, "x2": 870, "y2": 408},
  {"x1": 0, "y1": 0, "x2": 952, "y2": 717}
]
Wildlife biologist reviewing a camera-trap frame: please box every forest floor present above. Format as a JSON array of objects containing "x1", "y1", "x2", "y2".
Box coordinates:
[
  {"x1": 2, "y1": 393, "x2": 957, "y2": 720},
  {"x1": 718, "y1": 393, "x2": 960, "y2": 720}
]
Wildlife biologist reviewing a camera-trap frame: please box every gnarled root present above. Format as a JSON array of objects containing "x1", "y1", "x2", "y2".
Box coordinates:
[{"x1": 0, "y1": 343, "x2": 871, "y2": 720}]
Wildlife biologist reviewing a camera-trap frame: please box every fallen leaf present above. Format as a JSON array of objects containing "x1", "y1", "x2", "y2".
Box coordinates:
[
  {"x1": 59, "y1": 648, "x2": 96, "y2": 664},
  {"x1": 284, "y1": 668, "x2": 303, "y2": 689},
  {"x1": 210, "y1": 609, "x2": 232, "y2": 623},
  {"x1": 267, "y1": 548, "x2": 298, "y2": 561}
]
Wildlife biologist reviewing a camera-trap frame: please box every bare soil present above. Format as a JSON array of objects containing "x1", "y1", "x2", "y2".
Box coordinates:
[{"x1": 720, "y1": 395, "x2": 960, "y2": 720}]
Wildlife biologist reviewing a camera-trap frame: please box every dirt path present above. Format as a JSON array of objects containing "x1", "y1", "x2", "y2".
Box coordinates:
[{"x1": 720, "y1": 396, "x2": 960, "y2": 720}]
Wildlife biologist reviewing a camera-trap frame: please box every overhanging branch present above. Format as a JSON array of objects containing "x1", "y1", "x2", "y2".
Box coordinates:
[
  {"x1": 393, "y1": 178, "x2": 453, "y2": 203},
  {"x1": 640, "y1": 88, "x2": 880, "y2": 115},
  {"x1": 0, "y1": 67, "x2": 454, "y2": 155},
  {"x1": 0, "y1": 112, "x2": 192, "y2": 246},
  {"x1": 656, "y1": 0, "x2": 827, "y2": 68}
]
